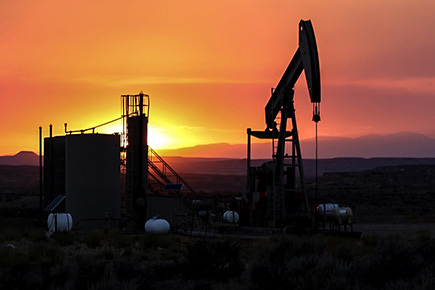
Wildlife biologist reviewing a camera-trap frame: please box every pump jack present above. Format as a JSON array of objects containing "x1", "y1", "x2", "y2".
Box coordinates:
[{"x1": 247, "y1": 20, "x2": 321, "y2": 228}]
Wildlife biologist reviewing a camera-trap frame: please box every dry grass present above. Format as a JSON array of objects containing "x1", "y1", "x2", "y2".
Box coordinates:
[{"x1": 2, "y1": 225, "x2": 435, "y2": 290}]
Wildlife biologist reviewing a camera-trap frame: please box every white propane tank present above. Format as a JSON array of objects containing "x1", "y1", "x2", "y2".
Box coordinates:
[
  {"x1": 144, "y1": 217, "x2": 170, "y2": 234},
  {"x1": 317, "y1": 203, "x2": 339, "y2": 216},
  {"x1": 223, "y1": 211, "x2": 239, "y2": 223},
  {"x1": 47, "y1": 213, "x2": 73, "y2": 233},
  {"x1": 330, "y1": 207, "x2": 353, "y2": 225},
  {"x1": 144, "y1": 219, "x2": 155, "y2": 233}
]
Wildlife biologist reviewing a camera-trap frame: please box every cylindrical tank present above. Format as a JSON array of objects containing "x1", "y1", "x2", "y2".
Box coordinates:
[
  {"x1": 223, "y1": 211, "x2": 239, "y2": 223},
  {"x1": 330, "y1": 207, "x2": 353, "y2": 225},
  {"x1": 144, "y1": 219, "x2": 154, "y2": 233},
  {"x1": 65, "y1": 134, "x2": 121, "y2": 229},
  {"x1": 317, "y1": 203, "x2": 339, "y2": 216},
  {"x1": 145, "y1": 217, "x2": 170, "y2": 234},
  {"x1": 126, "y1": 115, "x2": 148, "y2": 229},
  {"x1": 47, "y1": 213, "x2": 73, "y2": 232}
]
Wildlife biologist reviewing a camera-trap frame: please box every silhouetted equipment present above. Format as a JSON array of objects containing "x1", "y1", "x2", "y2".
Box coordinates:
[
  {"x1": 47, "y1": 213, "x2": 73, "y2": 233},
  {"x1": 44, "y1": 195, "x2": 66, "y2": 212},
  {"x1": 65, "y1": 134, "x2": 121, "y2": 229},
  {"x1": 147, "y1": 147, "x2": 197, "y2": 206},
  {"x1": 164, "y1": 183, "x2": 184, "y2": 191},
  {"x1": 121, "y1": 92, "x2": 198, "y2": 230},
  {"x1": 44, "y1": 135, "x2": 66, "y2": 210},
  {"x1": 247, "y1": 19, "x2": 321, "y2": 228},
  {"x1": 44, "y1": 132, "x2": 121, "y2": 229},
  {"x1": 42, "y1": 91, "x2": 198, "y2": 232},
  {"x1": 123, "y1": 92, "x2": 149, "y2": 230},
  {"x1": 39, "y1": 126, "x2": 43, "y2": 216},
  {"x1": 330, "y1": 207, "x2": 353, "y2": 232},
  {"x1": 145, "y1": 217, "x2": 171, "y2": 234}
]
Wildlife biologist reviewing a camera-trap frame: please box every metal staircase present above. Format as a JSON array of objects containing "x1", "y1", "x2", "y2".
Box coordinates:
[{"x1": 147, "y1": 147, "x2": 197, "y2": 206}]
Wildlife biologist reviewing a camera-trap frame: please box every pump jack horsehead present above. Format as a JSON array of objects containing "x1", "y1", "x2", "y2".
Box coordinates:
[{"x1": 246, "y1": 19, "x2": 321, "y2": 229}]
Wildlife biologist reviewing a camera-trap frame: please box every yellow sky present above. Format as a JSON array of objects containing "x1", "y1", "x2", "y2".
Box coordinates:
[{"x1": 1, "y1": 0, "x2": 434, "y2": 155}]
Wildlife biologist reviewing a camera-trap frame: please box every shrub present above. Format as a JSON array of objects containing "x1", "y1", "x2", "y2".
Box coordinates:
[
  {"x1": 0, "y1": 228, "x2": 21, "y2": 242},
  {"x1": 52, "y1": 231, "x2": 77, "y2": 246},
  {"x1": 25, "y1": 229, "x2": 47, "y2": 242},
  {"x1": 47, "y1": 263, "x2": 70, "y2": 289},
  {"x1": 68, "y1": 253, "x2": 107, "y2": 289},
  {"x1": 83, "y1": 230, "x2": 105, "y2": 248},
  {"x1": 140, "y1": 233, "x2": 174, "y2": 249},
  {"x1": 98, "y1": 247, "x2": 114, "y2": 260},
  {"x1": 184, "y1": 239, "x2": 244, "y2": 282},
  {"x1": 27, "y1": 242, "x2": 65, "y2": 266},
  {"x1": 357, "y1": 236, "x2": 424, "y2": 288},
  {"x1": 0, "y1": 263, "x2": 44, "y2": 290},
  {"x1": 249, "y1": 236, "x2": 356, "y2": 290},
  {"x1": 333, "y1": 240, "x2": 357, "y2": 263},
  {"x1": 0, "y1": 247, "x2": 26, "y2": 270}
]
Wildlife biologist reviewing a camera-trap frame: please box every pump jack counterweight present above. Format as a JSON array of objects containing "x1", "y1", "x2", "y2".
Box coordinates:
[{"x1": 246, "y1": 19, "x2": 321, "y2": 229}]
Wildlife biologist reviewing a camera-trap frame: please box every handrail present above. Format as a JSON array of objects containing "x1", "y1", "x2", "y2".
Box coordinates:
[{"x1": 148, "y1": 147, "x2": 197, "y2": 194}]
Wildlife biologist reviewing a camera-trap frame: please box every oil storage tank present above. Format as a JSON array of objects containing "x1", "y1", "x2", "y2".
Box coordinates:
[
  {"x1": 44, "y1": 136, "x2": 66, "y2": 209},
  {"x1": 65, "y1": 134, "x2": 120, "y2": 229}
]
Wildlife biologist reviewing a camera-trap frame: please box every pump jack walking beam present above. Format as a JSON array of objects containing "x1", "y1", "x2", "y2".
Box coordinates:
[
  {"x1": 247, "y1": 19, "x2": 321, "y2": 227},
  {"x1": 265, "y1": 20, "x2": 320, "y2": 129}
]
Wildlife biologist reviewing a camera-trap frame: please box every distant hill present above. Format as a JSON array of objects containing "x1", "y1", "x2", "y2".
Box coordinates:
[
  {"x1": 157, "y1": 132, "x2": 435, "y2": 159},
  {"x1": 3, "y1": 132, "x2": 435, "y2": 167},
  {"x1": 302, "y1": 132, "x2": 435, "y2": 158},
  {"x1": 0, "y1": 151, "x2": 39, "y2": 166},
  {"x1": 161, "y1": 156, "x2": 435, "y2": 177}
]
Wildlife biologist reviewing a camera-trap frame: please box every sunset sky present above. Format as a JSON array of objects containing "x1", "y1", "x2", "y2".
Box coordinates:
[{"x1": 1, "y1": 0, "x2": 434, "y2": 155}]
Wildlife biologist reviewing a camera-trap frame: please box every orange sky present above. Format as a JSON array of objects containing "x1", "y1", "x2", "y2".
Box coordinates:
[{"x1": 1, "y1": 0, "x2": 434, "y2": 155}]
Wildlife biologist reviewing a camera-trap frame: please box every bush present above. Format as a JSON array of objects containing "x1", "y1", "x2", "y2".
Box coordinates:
[
  {"x1": 184, "y1": 239, "x2": 244, "y2": 282},
  {"x1": 357, "y1": 236, "x2": 424, "y2": 288},
  {"x1": 8, "y1": 225, "x2": 435, "y2": 290},
  {"x1": 52, "y1": 231, "x2": 77, "y2": 246},
  {"x1": 27, "y1": 242, "x2": 65, "y2": 268},
  {"x1": 249, "y1": 236, "x2": 357, "y2": 290},
  {"x1": 83, "y1": 230, "x2": 105, "y2": 248}
]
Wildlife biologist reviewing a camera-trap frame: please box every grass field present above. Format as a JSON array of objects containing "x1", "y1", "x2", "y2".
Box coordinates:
[{"x1": 2, "y1": 221, "x2": 435, "y2": 290}]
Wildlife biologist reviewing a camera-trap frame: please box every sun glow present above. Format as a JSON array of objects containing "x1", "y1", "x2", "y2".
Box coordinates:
[
  {"x1": 97, "y1": 122, "x2": 170, "y2": 150},
  {"x1": 147, "y1": 127, "x2": 170, "y2": 150},
  {"x1": 2, "y1": 1, "x2": 434, "y2": 156}
]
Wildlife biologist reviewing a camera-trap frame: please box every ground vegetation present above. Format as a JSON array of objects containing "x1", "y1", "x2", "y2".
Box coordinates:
[{"x1": 1, "y1": 227, "x2": 435, "y2": 289}]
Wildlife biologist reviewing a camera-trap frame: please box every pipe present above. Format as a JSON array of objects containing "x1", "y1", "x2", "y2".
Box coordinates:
[
  {"x1": 39, "y1": 126, "x2": 43, "y2": 218},
  {"x1": 49, "y1": 124, "x2": 53, "y2": 206},
  {"x1": 247, "y1": 128, "x2": 251, "y2": 191}
]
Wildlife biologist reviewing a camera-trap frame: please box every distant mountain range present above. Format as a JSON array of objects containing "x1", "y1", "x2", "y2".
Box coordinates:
[
  {"x1": 157, "y1": 132, "x2": 435, "y2": 159},
  {"x1": 1, "y1": 132, "x2": 435, "y2": 167},
  {"x1": 0, "y1": 151, "x2": 39, "y2": 166},
  {"x1": 3, "y1": 140, "x2": 435, "y2": 178},
  {"x1": 162, "y1": 156, "x2": 435, "y2": 177}
]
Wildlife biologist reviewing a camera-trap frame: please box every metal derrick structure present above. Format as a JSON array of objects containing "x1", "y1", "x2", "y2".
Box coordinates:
[
  {"x1": 121, "y1": 93, "x2": 196, "y2": 194},
  {"x1": 60, "y1": 92, "x2": 197, "y2": 230},
  {"x1": 247, "y1": 20, "x2": 321, "y2": 228},
  {"x1": 121, "y1": 93, "x2": 197, "y2": 229}
]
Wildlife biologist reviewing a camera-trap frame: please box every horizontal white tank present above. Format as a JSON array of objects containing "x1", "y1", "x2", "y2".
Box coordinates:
[
  {"x1": 330, "y1": 207, "x2": 353, "y2": 225},
  {"x1": 145, "y1": 217, "x2": 170, "y2": 234},
  {"x1": 317, "y1": 203, "x2": 339, "y2": 216},
  {"x1": 47, "y1": 213, "x2": 73, "y2": 233},
  {"x1": 223, "y1": 211, "x2": 239, "y2": 223}
]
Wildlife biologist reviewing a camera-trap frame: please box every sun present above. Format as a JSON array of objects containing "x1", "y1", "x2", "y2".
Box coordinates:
[
  {"x1": 147, "y1": 127, "x2": 170, "y2": 150},
  {"x1": 92, "y1": 121, "x2": 169, "y2": 150}
]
